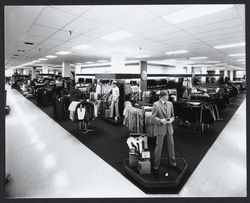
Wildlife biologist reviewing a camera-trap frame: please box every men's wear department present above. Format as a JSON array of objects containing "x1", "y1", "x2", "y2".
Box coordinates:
[{"x1": 8, "y1": 72, "x2": 246, "y2": 192}]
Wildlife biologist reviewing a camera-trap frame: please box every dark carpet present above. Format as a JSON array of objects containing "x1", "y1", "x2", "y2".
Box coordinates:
[{"x1": 26, "y1": 93, "x2": 245, "y2": 194}]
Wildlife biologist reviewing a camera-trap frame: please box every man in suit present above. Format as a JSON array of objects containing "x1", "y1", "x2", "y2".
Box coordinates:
[{"x1": 151, "y1": 90, "x2": 181, "y2": 177}]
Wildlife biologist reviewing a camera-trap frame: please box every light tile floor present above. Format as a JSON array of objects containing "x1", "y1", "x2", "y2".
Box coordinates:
[{"x1": 5, "y1": 86, "x2": 246, "y2": 198}]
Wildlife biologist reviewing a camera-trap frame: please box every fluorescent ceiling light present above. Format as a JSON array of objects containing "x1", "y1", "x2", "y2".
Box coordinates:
[
  {"x1": 215, "y1": 63, "x2": 227, "y2": 66},
  {"x1": 241, "y1": 62, "x2": 245, "y2": 64},
  {"x1": 228, "y1": 53, "x2": 245, "y2": 57},
  {"x1": 190, "y1": 56, "x2": 208, "y2": 60},
  {"x1": 56, "y1": 51, "x2": 71, "y2": 55},
  {"x1": 75, "y1": 63, "x2": 83, "y2": 65},
  {"x1": 85, "y1": 61, "x2": 94, "y2": 64},
  {"x1": 38, "y1": 58, "x2": 48, "y2": 61},
  {"x1": 163, "y1": 5, "x2": 233, "y2": 24},
  {"x1": 214, "y1": 42, "x2": 245, "y2": 49},
  {"x1": 73, "y1": 44, "x2": 93, "y2": 50},
  {"x1": 46, "y1": 55, "x2": 58, "y2": 58},
  {"x1": 101, "y1": 30, "x2": 134, "y2": 41},
  {"x1": 32, "y1": 60, "x2": 41, "y2": 63},
  {"x1": 135, "y1": 55, "x2": 151, "y2": 58},
  {"x1": 205, "y1": 61, "x2": 220, "y2": 63},
  {"x1": 97, "y1": 60, "x2": 108, "y2": 63},
  {"x1": 237, "y1": 59, "x2": 245, "y2": 62},
  {"x1": 165, "y1": 50, "x2": 188, "y2": 55}
]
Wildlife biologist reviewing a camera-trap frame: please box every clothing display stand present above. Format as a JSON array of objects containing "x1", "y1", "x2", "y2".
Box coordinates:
[
  {"x1": 124, "y1": 158, "x2": 188, "y2": 193},
  {"x1": 78, "y1": 120, "x2": 93, "y2": 135}
]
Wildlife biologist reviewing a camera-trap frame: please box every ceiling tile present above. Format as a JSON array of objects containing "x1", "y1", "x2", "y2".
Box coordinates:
[
  {"x1": 51, "y1": 6, "x2": 91, "y2": 16},
  {"x1": 108, "y1": 8, "x2": 158, "y2": 28},
  {"x1": 193, "y1": 26, "x2": 243, "y2": 39},
  {"x1": 62, "y1": 17, "x2": 99, "y2": 34},
  {"x1": 140, "y1": 24, "x2": 180, "y2": 38},
  {"x1": 185, "y1": 18, "x2": 242, "y2": 34},
  {"x1": 28, "y1": 24, "x2": 58, "y2": 38},
  {"x1": 5, "y1": 6, "x2": 45, "y2": 23},
  {"x1": 35, "y1": 7, "x2": 77, "y2": 29},
  {"x1": 82, "y1": 5, "x2": 137, "y2": 23},
  {"x1": 69, "y1": 34, "x2": 96, "y2": 44},
  {"x1": 50, "y1": 30, "x2": 78, "y2": 41},
  {"x1": 43, "y1": 38, "x2": 64, "y2": 46},
  {"x1": 144, "y1": 5, "x2": 190, "y2": 16},
  {"x1": 84, "y1": 24, "x2": 119, "y2": 38},
  {"x1": 177, "y1": 6, "x2": 238, "y2": 29},
  {"x1": 21, "y1": 34, "x2": 45, "y2": 44}
]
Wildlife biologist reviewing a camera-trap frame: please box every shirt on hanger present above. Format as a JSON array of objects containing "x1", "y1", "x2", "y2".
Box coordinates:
[{"x1": 77, "y1": 107, "x2": 86, "y2": 120}]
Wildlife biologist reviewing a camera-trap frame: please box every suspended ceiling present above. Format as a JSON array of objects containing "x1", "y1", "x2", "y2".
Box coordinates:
[{"x1": 4, "y1": 4, "x2": 245, "y2": 70}]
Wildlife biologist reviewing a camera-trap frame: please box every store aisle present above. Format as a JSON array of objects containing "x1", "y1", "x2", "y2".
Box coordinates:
[{"x1": 5, "y1": 86, "x2": 246, "y2": 198}]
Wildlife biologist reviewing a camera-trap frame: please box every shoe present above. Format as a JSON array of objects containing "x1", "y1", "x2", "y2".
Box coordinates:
[
  {"x1": 115, "y1": 117, "x2": 118, "y2": 121},
  {"x1": 170, "y1": 164, "x2": 182, "y2": 173},
  {"x1": 152, "y1": 168, "x2": 160, "y2": 178}
]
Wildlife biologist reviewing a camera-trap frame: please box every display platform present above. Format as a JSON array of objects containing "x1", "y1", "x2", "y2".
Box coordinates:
[
  {"x1": 124, "y1": 158, "x2": 188, "y2": 192},
  {"x1": 102, "y1": 117, "x2": 123, "y2": 126}
]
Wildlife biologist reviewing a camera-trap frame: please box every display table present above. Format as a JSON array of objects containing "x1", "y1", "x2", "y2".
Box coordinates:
[{"x1": 124, "y1": 158, "x2": 188, "y2": 192}]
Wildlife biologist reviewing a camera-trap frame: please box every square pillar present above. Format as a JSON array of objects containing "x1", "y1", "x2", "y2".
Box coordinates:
[
  {"x1": 75, "y1": 65, "x2": 82, "y2": 83},
  {"x1": 140, "y1": 61, "x2": 147, "y2": 91},
  {"x1": 201, "y1": 66, "x2": 207, "y2": 83},
  {"x1": 215, "y1": 68, "x2": 220, "y2": 81},
  {"x1": 111, "y1": 51, "x2": 125, "y2": 73},
  {"x1": 31, "y1": 67, "x2": 37, "y2": 80},
  {"x1": 62, "y1": 62, "x2": 71, "y2": 78},
  {"x1": 42, "y1": 65, "x2": 49, "y2": 74}
]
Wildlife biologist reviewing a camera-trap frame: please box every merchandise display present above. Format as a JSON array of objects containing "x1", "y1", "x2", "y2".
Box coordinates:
[{"x1": 4, "y1": 4, "x2": 246, "y2": 197}]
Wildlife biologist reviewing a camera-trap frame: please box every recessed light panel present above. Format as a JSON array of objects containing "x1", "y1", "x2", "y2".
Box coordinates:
[
  {"x1": 56, "y1": 51, "x2": 71, "y2": 55},
  {"x1": 163, "y1": 5, "x2": 233, "y2": 24},
  {"x1": 165, "y1": 50, "x2": 188, "y2": 55},
  {"x1": 73, "y1": 44, "x2": 93, "y2": 50},
  {"x1": 214, "y1": 42, "x2": 245, "y2": 49},
  {"x1": 205, "y1": 61, "x2": 220, "y2": 63},
  {"x1": 190, "y1": 56, "x2": 208, "y2": 60},
  {"x1": 101, "y1": 30, "x2": 134, "y2": 41},
  {"x1": 38, "y1": 58, "x2": 48, "y2": 61},
  {"x1": 46, "y1": 55, "x2": 58, "y2": 58},
  {"x1": 228, "y1": 53, "x2": 245, "y2": 57}
]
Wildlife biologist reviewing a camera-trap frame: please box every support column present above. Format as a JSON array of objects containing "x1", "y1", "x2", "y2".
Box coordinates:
[
  {"x1": 201, "y1": 66, "x2": 207, "y2": 83},
  {"x1": 75, "y1": 65, "x2": 82, "y2": 83},
  {"x1": 140, "y1": 61, "x2": 147, "y2": 91},
  {"x1": 18, "y1": 69, "x2": 24, "y2": 75},
  {"x1": 215, "y1": 68, "x2": 220, "y2": 81},
  {"x1": 186, "y1": 65, "x2": 192, "y2": 74},
  {"x1": 62, "y1": 62, "x2": 71, "y2": 78},
  {"x1": 175, "y1": 60, "x2": 185, "y2": 74},
  {"x1": 111, "y1": 51, "x2": 125, "y2": 73},
  {"x1": 42, "y1": 65, "x2": 49, "y2": 74},
  {"x1": 229, "y1": 70, "x2": 234, "y2": 81},
  {"x1": 233, "y1": 70, "x2": 237, "y2": 81},
  {"x1": 23, "y1": 68, "x2": 30, "y2": 75},
  {"x1": 31, "y1": 67, "x2": 37, "y2": 80}
]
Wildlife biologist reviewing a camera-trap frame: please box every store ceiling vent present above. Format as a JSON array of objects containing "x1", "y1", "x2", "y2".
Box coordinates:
[{"x1": 24, "y1": 42, "x2": 34, "y2": 45}]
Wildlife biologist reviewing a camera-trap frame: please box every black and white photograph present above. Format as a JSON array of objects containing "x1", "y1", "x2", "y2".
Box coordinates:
[{"x1": 3, "y1": 2, "x2": 247, "y2": 199}]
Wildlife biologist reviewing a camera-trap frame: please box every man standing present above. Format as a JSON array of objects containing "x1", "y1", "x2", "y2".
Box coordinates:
[
  {"x1": 151, "y1": 90, "x2": 181, "y2": 177},
  {"x1": 109, "y1": 81, "x2": 120, "y2": 120}
]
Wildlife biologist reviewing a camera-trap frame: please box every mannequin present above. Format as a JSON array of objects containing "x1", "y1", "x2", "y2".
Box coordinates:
[
  {"x1": 109, "y1": 81, "x2": 120, "y2": 120},
  {"x1": 182, "y1": 78, "x2": 192, "y2": 99}
]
